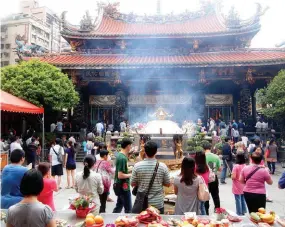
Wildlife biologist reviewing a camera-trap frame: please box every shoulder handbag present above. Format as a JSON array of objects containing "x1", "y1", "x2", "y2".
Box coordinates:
[
  {"x1": 96, "y1": 161, "x2": 103, "y2": 173},
  {"x1": 52, "y1": 147, "x2": 63, "y2": 163},
  {"x1": 132, "y1": 162, "x2": 159, "y2": 214},
  {"x1": 208, "y1": 168, "x2": 216, "y2": 183},
  {"x1": 245, "y1": 167, "x2": 261, "y2": 182},
  {"x1": 198, "y1": 176, "x2": 210, "y2": 202}
]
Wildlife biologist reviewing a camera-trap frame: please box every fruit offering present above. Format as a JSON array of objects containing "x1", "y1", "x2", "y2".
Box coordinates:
[
  {"x1": 250, "y1": 208, "x2": 275, "y2": 225},
  {"x1": 182, "y1": 212, "x2": 197, "y2": 223},
  {"x1": 182, "y1": 213, "x2": 212, "y2": 227},
  {"x1": 226, "y1": 215, "x2": 242, "y2": 223},
  {"x1": 115, "y1": 216, "x2": 139, "y2": 227},
  {"x1": 147, "y1": 220, "x2": 169, "y2": 227},
  {"x1": 84, "y1": 214, "x2": 104, "y2": 227},
  {"x1": 167, "y1": 218, "x2": 183, "y2": 227},
  {"x1": 55, "y1": 219, "x2": 68, "y2": 227},
  {"x1": 137, "y1": 206, "x2": 162, "y2": 224}
]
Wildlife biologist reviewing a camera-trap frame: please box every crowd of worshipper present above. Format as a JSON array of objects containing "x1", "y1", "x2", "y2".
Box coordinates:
[{"x1": 1, "y1": 115, "x2": 285, "y2": 226}]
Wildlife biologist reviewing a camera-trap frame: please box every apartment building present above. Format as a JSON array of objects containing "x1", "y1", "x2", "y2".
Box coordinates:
[{"x1": 1, "y1": 0, "x2": 61, "y2": 66}]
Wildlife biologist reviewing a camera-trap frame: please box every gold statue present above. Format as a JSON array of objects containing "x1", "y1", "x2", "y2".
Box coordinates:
[
  {"x1": 150, "y1": 107, "x2": 173, "y2": 120},
  {"x1": 139, "y1": 140, "x2": 145, "y2": 160},
  {"x1": 175, "y1": 140, "x2": 183, "y2": 159},
  {"x1": 173, "y1": 135, "x2": 183, "y2": 159}
]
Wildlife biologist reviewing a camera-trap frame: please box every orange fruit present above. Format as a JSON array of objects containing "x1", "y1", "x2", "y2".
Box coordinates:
[
  {"x1": 86, "y1": 213, "x2": 95, "y2": 219},
  {"x1": 94, "y1": 215, "x2": 104, "y2": 224},
  {"x1": 85, "y1": 217, "x2": 95, "y2": 226}
]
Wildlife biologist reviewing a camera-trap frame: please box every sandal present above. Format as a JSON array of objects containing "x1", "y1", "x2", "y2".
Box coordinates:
[{"x1": 65, "y1": 186, "x2": 70, "y2": 189}]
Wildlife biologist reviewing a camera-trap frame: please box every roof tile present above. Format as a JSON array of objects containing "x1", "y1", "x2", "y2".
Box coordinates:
[{"x1": 34, "y1": 51, "x2": 285, "y2": 68}]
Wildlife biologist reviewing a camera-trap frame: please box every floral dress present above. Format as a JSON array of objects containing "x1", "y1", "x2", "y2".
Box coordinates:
[{"x1": 94, "y1": 160, "x2": 114, "y2": 193}]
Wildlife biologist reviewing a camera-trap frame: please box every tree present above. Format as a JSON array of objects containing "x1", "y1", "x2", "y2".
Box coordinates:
[
  {"x1": 1, "y1": 60, "x2": 79, "y2": 110},
  {"x1": 255, "y1": 70, "x2": 285, "y2": 135}
]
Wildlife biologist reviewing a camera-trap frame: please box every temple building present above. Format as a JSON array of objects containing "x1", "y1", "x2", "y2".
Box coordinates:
[{"x1": 30, "y1": 2, "x2": 285, "y2": 128}]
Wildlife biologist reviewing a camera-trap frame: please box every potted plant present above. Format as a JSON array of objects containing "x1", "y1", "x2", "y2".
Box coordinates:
[
  {"x1": 69, "y1": 196, "x2": 95, "y2": 218},
  {"x1": 215, "y1": 208, "x2": 227, "y2": 221}
]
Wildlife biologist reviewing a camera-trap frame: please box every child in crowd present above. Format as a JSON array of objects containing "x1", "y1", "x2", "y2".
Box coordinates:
[
  {"x1": 6, "y1": 169, "x2": 56, "y2": 227},
  {"x1": 37, "y1": 162, "x2": 58, "y2": 211},
  {"x1": 231, "y1": 152, "x2": 247, "y2": 216}
]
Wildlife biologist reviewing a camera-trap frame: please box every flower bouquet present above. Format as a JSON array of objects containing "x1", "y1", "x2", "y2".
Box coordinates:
[
  {"x1": 215, "y1": 208, "x2": 227, "y2": 221},
  {"x1": 69, "y1": 196, "x2": 96, "y2": 218}
]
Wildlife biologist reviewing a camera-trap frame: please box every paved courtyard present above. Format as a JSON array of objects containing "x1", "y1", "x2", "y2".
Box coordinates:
[{"x1": 54, "y1": 162, "x2": 285, "y2": 215}]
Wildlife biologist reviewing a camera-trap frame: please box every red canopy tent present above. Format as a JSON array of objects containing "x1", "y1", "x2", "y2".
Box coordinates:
[
  {"x1": 1, "y1": 90, "x2": 45, "y2": 154},
  {"x1": 1, "y1": 90, "x2": 44, "y2": 114}
]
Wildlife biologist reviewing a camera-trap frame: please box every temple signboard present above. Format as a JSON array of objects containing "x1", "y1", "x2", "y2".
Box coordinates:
[
  {"x1": 89, "y1": 95, "x2": 116, "y2": 106},
  {"x1": 128, "y1": 95, "x2": 192, "y2": 105},
  {"x1": 205, "y1": 94, "x2": 233, "y2": 106}
]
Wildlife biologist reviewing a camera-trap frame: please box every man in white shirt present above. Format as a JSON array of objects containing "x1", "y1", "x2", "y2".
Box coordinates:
[
  {"x1": 120, "y1": 120, "x2": 126, "y2": 133},
  {"x1": 10, "y1": 137, "x2": 23, "y2": 152},
  {"x1": 49, "y1": 138, "x2": 64, "y2": 189},
  {"x1": 209, "y1": 118, "x2": 215, "y2": 132},
  {"x1": 261, "y1": 121, "x2": 268, "y2": 132},
  {"x1": 96, "y1": 121, "x2": 104, "y2": 137},
  {"x1": 255, "y1": 120, "x2": 262, "y2": 133},
  {"x1": 50, "y1": 123, "x2": 56, "y2": 132}
]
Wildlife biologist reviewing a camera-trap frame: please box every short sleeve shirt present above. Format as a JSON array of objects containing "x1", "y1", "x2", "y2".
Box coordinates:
[
  {"x1": 206, "y1": 152, "x2": 221, "y2": 174},
  {"x1": 241, "y1": 165, "x2": 271, "y2": 194},
  {"x1": 232, "y1": 164, "x2": 245, "y2": 195},
  {"x1": 49, "y1": 145, "x2": 64, "y2": 166},
  {"x1": 1, "y1": 165, "x2": 28, "y2": 209},
  {"x1": 7, "y1": 202, "x2": 53, "y2": 227},
  {"x1": 115, "y1": 152, "x2": 129, "y2": 190},
  {"x1": 37, "y1": 178, "x2": 57, "y2": 211},
  {"x1": 131, "y1": 159, "x2": 170, "y2": 209},
  {"x1": 65, "y1": 148, "x2": 75, "y2": 165}
]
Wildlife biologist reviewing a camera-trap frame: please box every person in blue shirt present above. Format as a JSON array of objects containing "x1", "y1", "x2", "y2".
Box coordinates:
[
  {"x1": 279, "y1": 171, "x2": 285, "y2": 189},
  {"x1": 1, "y1": 149, "x2": 28, "y2": 209},
  {"x1": 220, "y1": 137, "x2": 233, "y2": 184}
]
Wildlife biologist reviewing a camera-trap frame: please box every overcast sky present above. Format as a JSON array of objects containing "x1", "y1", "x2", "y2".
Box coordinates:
[{"x1": 1, "y1": 0, "x2": 285, "y2": 47}]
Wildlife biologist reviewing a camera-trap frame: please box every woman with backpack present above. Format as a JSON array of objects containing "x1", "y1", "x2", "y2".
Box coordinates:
[
  {"x1": 64, "y1": 141, "x2": 76, "y2": 189},
  {"x1": 49, "y1": 138, "x2": 64, "y2": 190}
]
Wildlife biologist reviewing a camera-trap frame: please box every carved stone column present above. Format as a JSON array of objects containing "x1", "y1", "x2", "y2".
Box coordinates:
[
  {"x1": 70, "y1": 70, "x2": 88, "y2": 126},
  {"x1": 240, "y1": 85, "x2": 252, "y2": 120}
]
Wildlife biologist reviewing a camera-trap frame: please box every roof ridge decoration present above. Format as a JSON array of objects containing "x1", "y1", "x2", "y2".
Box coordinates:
[
  {"x1": 222, "y1": 3, "x2": 269, "y2": 29},
  {"x1": 97, "y1": 1, "x2": 216, "y2": 24}
]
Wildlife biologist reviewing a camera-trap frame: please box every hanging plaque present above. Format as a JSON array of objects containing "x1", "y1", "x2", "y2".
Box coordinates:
[
  {"x1": 205, "y1": 94, "x2": 233, "y2": 106},
  {"x1": 128, "y1": 95, "x2": 192, "y2": 105}
]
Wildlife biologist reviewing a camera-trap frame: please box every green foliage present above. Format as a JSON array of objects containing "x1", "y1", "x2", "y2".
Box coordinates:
[
  {"x1": 187, "y1": 138, "x2": 196, "y2": 146},
  {"x1": 123, "y1": 132, "x2": 131, "y2": 137},
  {"x1": 186, "y1": 146, "x2": 193, "y2": 151},
  {"x1": 95, "y1": 136, "x2": 104, "y2": 143},
  {"x1": 43, "y1": 132, "x2": 56, "y2": 147},
  {"x1": 194, "y1": 146, "x2": 203, "y2": 152},
  {"x1": 215, "y1": 142, "x2": 223, "y2": 151},
  {"x1": 1, "y1": 60, "x2": 79, "y2": 110},
  {"x1": 255, "y1": 70, "x2": 285, "y2": 119}
]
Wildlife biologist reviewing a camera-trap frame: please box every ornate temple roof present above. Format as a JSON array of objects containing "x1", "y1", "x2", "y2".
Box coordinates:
[
  {"x1": 61, "y1": 2, "x2": 267, "y2": 39},
  {"x1": 32, "y1": 49, "x2": 285, "y2": 69}
]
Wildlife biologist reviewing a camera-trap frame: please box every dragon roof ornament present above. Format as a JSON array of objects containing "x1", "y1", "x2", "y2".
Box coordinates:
[
  {"x1": 97, "y1": 1, "x2": 217, "y2": 24},
  {"x1": 222, "y1": 3, "x2": 269, "y2": 29}
]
